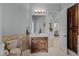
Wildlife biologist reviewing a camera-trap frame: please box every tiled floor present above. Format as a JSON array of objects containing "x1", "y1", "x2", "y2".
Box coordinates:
[{"x1": 22, "y1": 47, "x2": 67, "y2": 56}]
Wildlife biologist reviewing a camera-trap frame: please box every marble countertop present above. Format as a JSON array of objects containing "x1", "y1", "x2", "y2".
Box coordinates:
[{"x1": 30, "y1": 33, "x2": 48, "y2": 37}]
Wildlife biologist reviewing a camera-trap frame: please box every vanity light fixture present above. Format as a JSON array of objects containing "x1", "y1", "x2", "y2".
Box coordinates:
[
  {"x1": 34, "y1": 9, "x2": 45, "y2": 15},
  {"x1": 34, "y1": 9, "x2": 45, "y2": 13}
]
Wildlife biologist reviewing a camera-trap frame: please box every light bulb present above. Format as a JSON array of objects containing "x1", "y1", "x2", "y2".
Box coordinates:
[
  {"x1": 38, "y1": 10, "x2": 41, "y2": 12},
  {"x1": 35, "y1": 9, "x2": 38, "y2": 12},
  {"x1": 42, "y1": 10, "x2": 44, "y2": 12}
]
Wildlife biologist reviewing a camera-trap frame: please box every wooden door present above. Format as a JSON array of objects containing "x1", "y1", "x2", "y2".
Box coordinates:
[{"x1": 67, "y1": 4, "x2": 78, "y2": 53}]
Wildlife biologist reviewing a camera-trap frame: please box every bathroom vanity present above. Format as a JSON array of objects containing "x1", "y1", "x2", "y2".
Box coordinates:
[
  {"x1": 30, "y1": 34, "x2": 48, "y2": 53},
  {"x1": 31, "y1": 8, "x2": 48, "y2": 53}
]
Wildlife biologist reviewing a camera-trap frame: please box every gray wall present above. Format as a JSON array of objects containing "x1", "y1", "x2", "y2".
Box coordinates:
[
  {"x1": 1, "y1": 3, "x2": 63, "y2": 35},
  {"x1": 2, "y1": 3, "x2": 31, "y2": 35},
  {"x1": 53, "y1": 3, "x2": 75, "y2": 54},
  {"x1": 0, "y1": 4, "x2": 2, "y2": 37},
  {"x1": 0, "y1": 4, "x2": 4, "y2": 56}
]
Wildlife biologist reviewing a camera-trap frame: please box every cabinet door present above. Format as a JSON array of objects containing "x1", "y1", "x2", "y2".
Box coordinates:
[
  {"x1": 38, "y1": 38, "x2": 48, "y2": 52},
  {"x1": 31, "y1": 38, "x2": 38, "y2": 53},
  {"x1": 31, "y1": 37, "x2": 48, "y2": 53}
]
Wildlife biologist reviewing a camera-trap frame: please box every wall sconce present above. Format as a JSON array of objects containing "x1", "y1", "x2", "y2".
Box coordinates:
[{"x1": 49, "y1": 22, "x2": 52, "y2": 32}]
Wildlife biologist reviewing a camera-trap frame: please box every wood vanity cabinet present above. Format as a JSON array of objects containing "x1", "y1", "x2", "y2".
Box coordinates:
[
  {"x1": 67, "y1": 4, "x2": 78, "y2": 54},
  {"x1": 31, "y1": 37, "x2": 48, "y2": 53}
]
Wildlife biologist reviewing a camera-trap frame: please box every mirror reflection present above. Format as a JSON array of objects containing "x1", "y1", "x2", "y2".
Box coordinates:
[{"x1": 32, "y1": 15, "x2": 46, "y2": 34}]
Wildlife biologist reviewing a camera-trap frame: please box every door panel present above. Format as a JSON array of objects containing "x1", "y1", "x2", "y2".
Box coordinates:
[{"x1": 67, "y1": 4, "x2": 78, "y2": 53}]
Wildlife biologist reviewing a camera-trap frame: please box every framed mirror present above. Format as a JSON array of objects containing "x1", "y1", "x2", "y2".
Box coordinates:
[
  {"x1": 32, "y1": 15, "x2": 46, "y2": 34},
  {"x1": 54, "y1": 23, "x2": 59, "y2": 37}
]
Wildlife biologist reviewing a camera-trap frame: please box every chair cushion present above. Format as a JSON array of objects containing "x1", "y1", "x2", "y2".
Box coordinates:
[{"x1": 10, "y1": 48, "x2": 21, "y2": 56}]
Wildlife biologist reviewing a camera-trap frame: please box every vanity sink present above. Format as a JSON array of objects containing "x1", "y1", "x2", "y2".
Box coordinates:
[{"x1": 30, "y1": 33, "x2": 48, "y2": 37}]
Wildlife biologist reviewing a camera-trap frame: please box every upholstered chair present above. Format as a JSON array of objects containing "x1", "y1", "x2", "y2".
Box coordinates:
[
  {"x1": 9, "y1": 34, "x2": 18, "y2": 40},
  {"x1": 2, "y1": 35, "x2": 10, "y2": 43},
  {"x1": 18, "y1": 33, "x2": 30, "y2": 51}
]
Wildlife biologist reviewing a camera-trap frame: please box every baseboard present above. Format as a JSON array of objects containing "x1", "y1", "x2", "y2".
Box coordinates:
[{"x1": 68, "y1": 49, "x2": 77, "y2": 56}]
